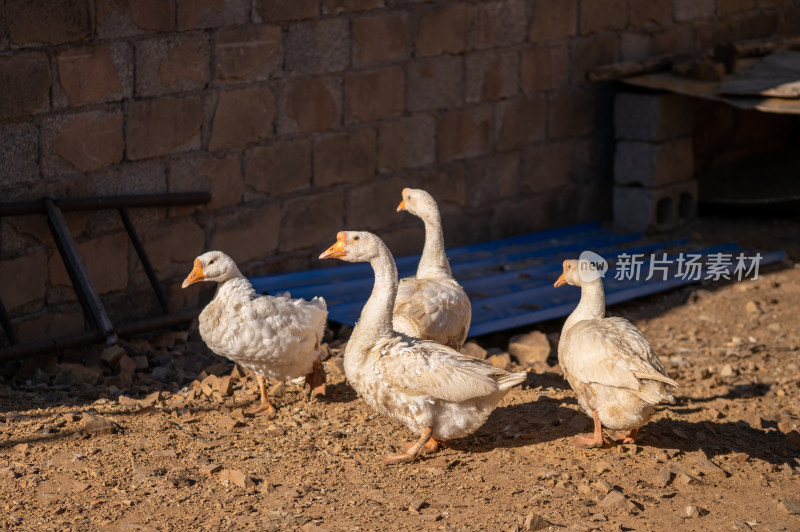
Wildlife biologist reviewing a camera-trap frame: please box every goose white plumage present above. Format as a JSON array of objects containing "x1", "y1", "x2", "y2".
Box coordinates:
[
  {"x1": 320, "y1": 231, "x2": 526, "y2": 464},
  {"x1": 394, "y1": 188, "x2": 471, "y2": 350},
  {"x1": 554, "y1": 259, "x2": 677, "y2": 447},
  {"x1": 182, "y1": 251, "x2": 328, "y2": 416}
]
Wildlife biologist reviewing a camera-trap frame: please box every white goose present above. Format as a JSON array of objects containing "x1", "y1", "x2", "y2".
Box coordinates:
[
  {"x1": 182, "y1": 251, "x2": 327, "y2": 416},
  {"x1": 320, "y1": 231, "x2": 526, "y2": 464},
  {"x1": 554, "y1": 259, "x2": 677, "y2": 447},
  {"x1": 395, "y1": 188, "x2": 471, "y2": 350}
]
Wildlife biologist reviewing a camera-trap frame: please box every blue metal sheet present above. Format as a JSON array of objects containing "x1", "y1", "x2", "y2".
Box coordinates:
[{"x1": 248, "y1": 223, "x2": 787, "y2": 337}]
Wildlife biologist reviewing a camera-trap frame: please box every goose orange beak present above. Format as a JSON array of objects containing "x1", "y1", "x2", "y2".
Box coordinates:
[
  {"x1": 319, "y1": 232, "x2": 347, "y2": 260},
  {"x1": 397, "y1": 187, "x2": 409, "y2": 212},
  {"x1": 182, "y1": 258, "x2": 205, "y2": 288},
  {"x1": 554, "y1": 260, "x2": 568, "y2": 288}
]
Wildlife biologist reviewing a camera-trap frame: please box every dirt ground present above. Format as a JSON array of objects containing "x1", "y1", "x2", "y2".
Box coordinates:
[{"x1": 1, "y1": 217, "x2": 799, "y2": 531}]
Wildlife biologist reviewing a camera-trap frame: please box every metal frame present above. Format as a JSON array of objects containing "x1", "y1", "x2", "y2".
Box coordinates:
[{"x1": 0, "y1": 192, "x2": 210, "y2": 362}]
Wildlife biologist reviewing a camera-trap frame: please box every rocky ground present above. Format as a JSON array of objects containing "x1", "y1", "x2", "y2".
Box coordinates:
[{"x1": 1, "y1": 218, "x2": 799, "y2": 532}]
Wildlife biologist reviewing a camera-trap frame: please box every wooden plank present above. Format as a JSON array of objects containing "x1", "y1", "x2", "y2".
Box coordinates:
[{"x1": 719, "y1": 51, "x2": 800, "y2": 98}]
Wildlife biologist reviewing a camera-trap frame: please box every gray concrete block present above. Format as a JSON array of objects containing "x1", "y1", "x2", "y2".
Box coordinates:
[
  {"x1": 614, "y1": 92, "x2": 694, "y2": 141},
  {"x1": 614, "y1": 180, "x2": 697, "y2": 233},
  {"x1": 614, "y1": 137, "x2": 693, "y2": 187}
]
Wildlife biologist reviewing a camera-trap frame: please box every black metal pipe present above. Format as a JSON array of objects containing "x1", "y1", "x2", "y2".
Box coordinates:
[
  {"x1": 0, "y1": 192, "x2": 211, "y2": 217},
  {"x1": 119, "y1": 207, "x2": 169, "y2": 314},
  {"x1": 116, "y1": 309, "x2": 197, "y2": 337},
  {"x1": 0, "y1": 310, "x2": 198, "y2": 363},
  {"x1": 0, "y1": 298, "x2": 18, "y2": 346},
  {"x1": 44, "y1": 197, "x2": 116, "y2": 342},
  {"x1": 0, "y1": 330, "x2": 104, "y2": 363}
]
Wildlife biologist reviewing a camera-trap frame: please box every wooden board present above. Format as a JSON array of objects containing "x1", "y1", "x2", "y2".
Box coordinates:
[{"x1": 719, "y1": 51, "x2": 800, "y2": 98}]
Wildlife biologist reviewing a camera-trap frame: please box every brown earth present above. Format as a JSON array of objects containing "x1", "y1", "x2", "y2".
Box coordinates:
[{"x1": 1, "y1": 217, "x2": 799, "y2": 531}]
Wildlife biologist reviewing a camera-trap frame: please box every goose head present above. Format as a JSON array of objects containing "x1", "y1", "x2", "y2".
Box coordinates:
[
  {"x1": 182, "y1": 250, "x2": 240, "y2": 287},
  {"x1": 319, "y1": 231, "x2": 381, "y2": 263},
  {"x1": 554, "y1": 259, "x2": 601, "y2": 288},
  {"x1": 397, "y1": 188, "x2": 439, "y2": 221}
]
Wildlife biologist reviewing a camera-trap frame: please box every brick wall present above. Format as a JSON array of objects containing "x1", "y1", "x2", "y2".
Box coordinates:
[{"x1": 1, "y1": 0, "x2": 800, "y2": 342}]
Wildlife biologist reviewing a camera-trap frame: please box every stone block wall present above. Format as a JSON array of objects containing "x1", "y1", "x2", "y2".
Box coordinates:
[{"x1": 1, "y1": 0, "x2": 800, "y2": 341}]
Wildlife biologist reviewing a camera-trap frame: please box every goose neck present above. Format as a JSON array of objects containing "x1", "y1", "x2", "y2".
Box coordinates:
[
  {"x1": 349, "y1": 243, "x2": 398, "y2": 351},
  {"x1": 417, "y1": 210, "x2": 452, "y2": 279},
  {"x1": 562, "y1": 279, "x2": 606, "y2": 335}
]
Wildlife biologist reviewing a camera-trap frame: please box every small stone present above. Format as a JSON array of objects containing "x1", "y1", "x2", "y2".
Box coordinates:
[
  {"x1": 218, "y1": 469, "x2": 255, "y2": 490},
  {"x1": 684, "y1": 505, "x2": 709, "y2": 518},
  {"x1": 523, "y1": 511, "x2": 548, "y2": 531},
  {"x1": 409, "y1": 498, "x2": 426, "y2": 512},
  {"x1": 214, "y1": 375, "x2": 234, "y2": 396},
  {"x1": 655, "y1": 467, "x2": 672, "y2": 488},
  {"x1": 732, "y1": 521, "x2": 752, "y2": 531},
  {"x1": 230, "y1": 408, "x2": 246, "y2": 421},
  {"x1": 487, "y1": 352, "x2": 511, "y2": 370},
  {"x1": 200, "y1": 463, "x2": 222, "y2": 476},
  {"x1": 594, "y1": 462, "x2": 611, "y2": 474},
  {"x1": 593, "y1": 479, "x2": 612, "y2": 494},
  {"x1": 80, "y1": 413, "x2": 116, "y2": 435},
  {"x1": 578, "y1": 483, "x2": 592, "y2": 496},
  {"x1": 218, "y1": 415, "x2": 243, "y2": 431},
  {"x1": 141, "y1": 391, "x2": 163, "y2": 406},
  {"x1": 266, "y1": 425, "x2": 284, "y2": 437},
  {"x1": 676, "y1": 472, "x2": 702, "y2": 486},
  {"x1": 118, "y1": 395, "x2": 138, "y2": 406},
  {"x1": 101, "y1": 345, "x2": 126, "y2": 366},
  {"x1": 730, "y1": 453, "x2": 750, "y2": 463},
  {"x1": 508, "y1": 331, "x2": 551, "y2": 366},
  {"x1": 744, "y1": 300, "x2": 761, "y2": 315},
  {"x1": 13, "y1": 443, "x2": 29, "y2": 453},
  {"x1": 778, "y1": 500, "x2": 800, "y2": 514},
  {"x1": 687, "y1": 453, "x2": 728, "y2": 479},
  {"x1": 461, "y1": 341, "x2": 487, "y2": 360},
  {"x1": 269, "y1": 381, "x2": 286, "y2": 398},
  {"x1": 598, "y1": 490, "x2": 636, "y2": 512},
  {"x1": 719, "y1": 364, "x2": 737, "y2": 378}
]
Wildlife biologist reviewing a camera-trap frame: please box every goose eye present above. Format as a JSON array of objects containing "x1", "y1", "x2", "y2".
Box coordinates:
[
  {"x1": 209, "y1": 259, "x2": 215, "y2": 265},
  {"x1": 353, "y1": 235, "x2": 360, "y2": 241}
]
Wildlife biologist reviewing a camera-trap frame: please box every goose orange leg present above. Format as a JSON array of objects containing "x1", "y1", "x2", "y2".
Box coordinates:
[
  {"x1": 306, "y1": 354, "x2": 326, "y2": 400},
  {"x1": 402, "y1": 437, "x2": 442, "y2": 455},
  {"x1": 570, "y1": 410, "x2": 609, "y2": 448},
  {"x1": 384, "y1": 427, "x2": 434, "y2": 465},
  {"x1": 247, "y1": 375, "x2": 276, "y2": 417},
  {"x1": 610, "y1": 427, "x2": 638, "y2": 444}
]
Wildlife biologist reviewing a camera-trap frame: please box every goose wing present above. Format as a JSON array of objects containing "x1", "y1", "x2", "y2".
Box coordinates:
[
  {"x1": 393, "y1": 278, "x2": 471, "y2": 346},
  {"x1": 564, "y1": 317, "x2": 677, "y2": 393},
  {"x1": 374, "y1": 337, "x2": 506, "y2": 403}
]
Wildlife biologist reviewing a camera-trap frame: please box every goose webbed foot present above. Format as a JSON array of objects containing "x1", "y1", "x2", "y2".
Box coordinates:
[
  {"x1": 247, "y1": 375, "x2": 277, "y2": 418},
  {"x1": 383, "y1": 427, "x2": 434, "y2": 465},
  {"x1": 305, "y1": 355, "x2": 327, "y2": 401},
  {"x1": 570, "y1": 410, "x2": 609, "y2": 448}
]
